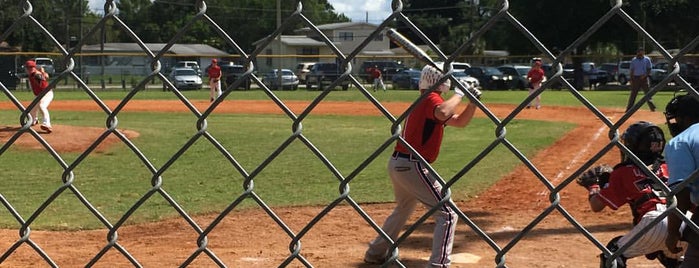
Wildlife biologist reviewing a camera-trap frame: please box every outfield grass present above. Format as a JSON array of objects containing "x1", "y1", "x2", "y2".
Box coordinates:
[{"x1": 0, "y1": 88, "x2": 668, "y2": 230}]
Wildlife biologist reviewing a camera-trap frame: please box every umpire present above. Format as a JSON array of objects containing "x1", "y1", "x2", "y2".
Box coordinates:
[
  {"x1": 625, "y1": 48, "x2": 657, "y2": 112},
  {"x1": 664, "y1": 93, "x2": 699, "y2": 267}
]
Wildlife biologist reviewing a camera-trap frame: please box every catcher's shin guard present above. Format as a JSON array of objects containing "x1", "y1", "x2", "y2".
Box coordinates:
[{"x1": 600, "y1": 236, "x2": 627, "y2": 268}]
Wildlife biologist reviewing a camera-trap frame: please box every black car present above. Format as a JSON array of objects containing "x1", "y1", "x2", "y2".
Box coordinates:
[
  {"x1": 220, "y1": 64, "x2": 252, "y2": 90},
  {"x1": 599, "y1": 63, "x2": 619, "y2": 82},
  {"x1": 654, "y1": 62, "x2": 699, "y2": 85},
  {"x1": 463, "y1": 66, "x2": 511, "y2": 90},
  {"x1": 390, "y1": 68, "x2": 421, "y2": 90},
  {"x1": 497, "y1": 65, "x2": 531, "y2": 90},
  {"x1": 359, "y1": 60, "x2": 406, "y2": 83},
  {"x1": 305, "y1": 62, "x2": 350, "y2": 90}
]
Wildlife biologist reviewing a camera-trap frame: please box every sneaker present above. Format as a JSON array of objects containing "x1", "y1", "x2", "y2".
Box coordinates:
[
  {"x1": 536, "y1": 105, "x2": 541, "y2": 109},
  {"x1": 526, "y1": 105, "x2": 531, "y2": 109},
  {"x1": 40, "y1": 124, "x2": 52, "y2": 133}
]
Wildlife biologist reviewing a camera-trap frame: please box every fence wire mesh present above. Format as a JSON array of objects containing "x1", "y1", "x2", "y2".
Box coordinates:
[{"x1": 1, "y1": 0, "x2": 699, "y2": 267}]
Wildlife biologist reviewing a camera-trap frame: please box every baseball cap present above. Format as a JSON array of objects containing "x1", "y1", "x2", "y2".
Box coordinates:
[{"x1": 25, "y1": 60, "x2": 36, "y2": 68}]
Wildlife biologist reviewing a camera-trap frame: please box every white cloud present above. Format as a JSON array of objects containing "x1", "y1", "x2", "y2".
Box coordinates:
[{"x1": 327, "y1": 0, "x2": 392, "y2": 23}]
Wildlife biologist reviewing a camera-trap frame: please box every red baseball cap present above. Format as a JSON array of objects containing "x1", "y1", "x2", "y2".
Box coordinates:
[{"x1": 25, "y1": 60, "x2": 36, "y2": 68}]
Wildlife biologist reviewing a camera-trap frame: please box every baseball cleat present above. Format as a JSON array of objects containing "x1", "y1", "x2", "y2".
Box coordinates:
[{"x1": 40, "y1": 124, "x2": 52, "y2": 133}]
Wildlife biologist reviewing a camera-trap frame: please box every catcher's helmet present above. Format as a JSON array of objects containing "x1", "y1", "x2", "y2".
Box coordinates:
[
  {"x1": 664, "y1": 93, "x2": 699, "y2": 136},
  {"x1": 419, "y1": 63, "x2": 451, "y2": 93},
  {"x1": 621, "y1": 121, "x2": 666, "y2": 165}
]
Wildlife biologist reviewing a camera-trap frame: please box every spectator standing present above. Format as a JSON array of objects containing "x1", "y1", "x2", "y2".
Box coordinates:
[
  {"x1": 664, "y1": 94, "x2": 699, "y2": 267},
  {"x1": 526, "y1": 58, "x2": 545, "y2": 109},
  {"x1": 207, "y1": 59, "x2": 222, "y2": 102},
  {"x1": 25, "y1": 60, "x2": 53, "y2": 133},
  {"x1": 626, "y1": 48, "x2": 657, "y2": 112}
]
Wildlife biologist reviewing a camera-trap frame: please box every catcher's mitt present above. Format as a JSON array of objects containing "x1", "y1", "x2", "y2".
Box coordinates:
[{"x1": 576, "y1": 164, "x2": 613, "y2": 188}]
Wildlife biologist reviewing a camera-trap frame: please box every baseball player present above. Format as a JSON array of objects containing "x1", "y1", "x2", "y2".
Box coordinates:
[
  {"x1": 25, "y1": 60, "x2": 53, "y2": 133},
  {"x1": 207, "y1": 59, "x2": 222, "y2": 102},
  {"x1": 579, "y1": 121, "x2": 682, "y2": 267},
  {"x1": 371, "y1": 65, "x2": 385, "y2": 92},
  {"x1": 364, "y1": 63, "x2": 481, "y2": 267},
  {"x1": 526, "y1": 58, "x2": 545, "y2": 109}
]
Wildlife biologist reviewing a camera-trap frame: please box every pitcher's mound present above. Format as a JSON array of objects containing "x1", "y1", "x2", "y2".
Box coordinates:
[{"x1": 0, "y1": 125, "x2": 139, "y2": 153}]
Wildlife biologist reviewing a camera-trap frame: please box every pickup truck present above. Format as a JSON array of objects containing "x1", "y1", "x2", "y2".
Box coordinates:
[{"x1": 304, "y1": 62, "x2": 350, "y2": 90}]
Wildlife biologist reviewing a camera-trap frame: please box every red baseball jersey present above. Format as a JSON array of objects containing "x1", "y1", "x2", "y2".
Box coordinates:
[
  {"x1": 207, "y1": 64, "x2": 221, "y2": 79},
  {"x1": 597, "y1": 162, "x2": 668, "y2": 224},
  {"x1": 394, "y1": 91, "x2": 446, "y2": 163},
  {"x1": 527, "y1": 68, "x2": 545, "y2": 84},
  {"x1": 28, "y1": 70, "x2": 49, "y2": 96}
]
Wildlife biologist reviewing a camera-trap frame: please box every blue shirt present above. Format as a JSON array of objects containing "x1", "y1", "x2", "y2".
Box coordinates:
[
  {"x1": 630, "y1": 56, "x2": 652, "y2": 76},
  {"x1": 666, "y1": 123, "x2": 699, "y2": 204}
]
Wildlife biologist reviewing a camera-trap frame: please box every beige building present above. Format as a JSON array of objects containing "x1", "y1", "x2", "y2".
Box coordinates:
[{"x1": 253, "y1": 22, "x2": 395, "y2": 73}]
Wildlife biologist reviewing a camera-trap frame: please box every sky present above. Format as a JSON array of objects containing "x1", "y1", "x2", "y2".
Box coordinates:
[{"x1": 88, "y1": 0, "x2": 393, "y2": 24}]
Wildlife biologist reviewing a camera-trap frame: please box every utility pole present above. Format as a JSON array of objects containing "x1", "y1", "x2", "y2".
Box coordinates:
[{"x1": 277, "y1": 0, "x2": 282, "y2": 88}]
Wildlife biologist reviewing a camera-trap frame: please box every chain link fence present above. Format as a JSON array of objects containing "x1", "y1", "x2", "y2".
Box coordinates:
[{"x1": 1, "y1": 0, "x2": 699, "y2": 267}]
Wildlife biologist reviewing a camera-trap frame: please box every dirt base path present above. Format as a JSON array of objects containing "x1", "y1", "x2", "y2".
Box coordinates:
[{"x1": 0, "y1": 100, "x2": 667, "y2": 267}]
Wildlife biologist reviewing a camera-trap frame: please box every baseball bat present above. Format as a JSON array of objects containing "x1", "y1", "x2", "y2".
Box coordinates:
[{"x1": 386, "y1": 28, "x2": 442, "y2": 72}]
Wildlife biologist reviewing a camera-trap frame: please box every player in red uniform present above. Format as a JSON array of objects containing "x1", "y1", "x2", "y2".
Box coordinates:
[
  {"x1": 207, "y1": 59, "x2": 222, "y2": 102},
  {"x1": 25, "y1": 60, "x2": 53, "y2": 133},
  {"x1": 364, "y1": 63, "x2": 480, "y2": 267},
  {"x1": 583, "y1": 121, "x2": 682, "y2": 267},
  {"x1": 526, "y1": 58, "x2": 545, "y2": 109}
]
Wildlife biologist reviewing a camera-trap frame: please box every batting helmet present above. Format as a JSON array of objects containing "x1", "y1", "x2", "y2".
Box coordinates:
[
  {"x1": 664, "y1": 93, "x2": 699, "y2": 136},
  {"x1": 419, "y1": 63, "x2": 450, "y2": 93},
  {"x1": 25, "y1": 60, "x2": 36, "y2": 68},
  {"x1": 621, "y1": 121, "x2": 666, "y2": 165}
]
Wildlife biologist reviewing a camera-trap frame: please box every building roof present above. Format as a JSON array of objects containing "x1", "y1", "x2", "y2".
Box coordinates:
[
  {"x1": 252, "y1": 35, "x2": 335, "y2": 47},
  {"x1": 81, "y1": 43, "x2": 228, "y2": 56},
  {"x1": 295, "y1": 22, "x2": 378, "y2": 33}
]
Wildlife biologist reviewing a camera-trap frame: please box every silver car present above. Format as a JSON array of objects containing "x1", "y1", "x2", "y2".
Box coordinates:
[
  {"x1": 263, "y1": 69, "x2": 299, "y2": 90},
  {"x1": 168, "y1": 67, "x2": 203, "y2": 90}
]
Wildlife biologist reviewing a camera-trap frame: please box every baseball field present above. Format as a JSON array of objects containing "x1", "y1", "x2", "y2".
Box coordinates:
[{"x1": 0, "y1": 89, "x2": 676, "y2": 267}]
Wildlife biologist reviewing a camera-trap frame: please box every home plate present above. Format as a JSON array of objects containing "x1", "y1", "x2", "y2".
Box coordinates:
[{"x1": 422, "y1": 253, "x2": 481, "y2": 264}]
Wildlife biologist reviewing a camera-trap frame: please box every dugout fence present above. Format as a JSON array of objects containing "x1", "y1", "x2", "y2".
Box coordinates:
[{"x1": 1, "y1": 0, "x2": 699, "y2": 267}]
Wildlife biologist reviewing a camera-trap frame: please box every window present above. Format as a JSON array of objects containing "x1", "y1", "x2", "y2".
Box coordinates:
[
  {"x1": 266, "y1": 49, "x2": 273, "y2": 66},
  {"x1": 297, "y1": 47, "x2": 319, "y2": 62},
  {"x1": 338, "y1": 32, "x2": 353, "y2": 41},
  {"x1": 375, "y1": 34, "x2": 384, "y2": 41}
]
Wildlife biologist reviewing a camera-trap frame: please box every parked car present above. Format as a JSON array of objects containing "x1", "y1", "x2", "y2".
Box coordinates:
[
  {"x1": 541, "y1": 63, "x2": 573, "y2": 89},
  {"x1": 262, "y1": 69, "x2": 299, "y2": 90},
  {"x1": 32, "y1": 57, "x2": 56, "y2": 76},
  {"x1": 305, "y1": 62, "x2": 350, "y2": 90},
  {"x1": 434, "y1": 61, "x2": 471, "y2": 73},
  {"x1": 390, "y1": 68, "x2": 421, "y2": 90},
  {"x1": 359, "y1": 60, "x2": 405, "y2": 83},
  {"x1": 599, "y1": 63, "x2": 619, "y2": 82},
  {"x1": 168, "y1": 67, "x2": 203, "y2": 90},
  {"x1": 295, "y1": 62, "x2": 314, "y2": 83},
  {"x1": 617, "y1": 60, "x2": 667, "y2": 86},
  {"x1": 220, "y1": 63, "x2": 252, "y2": 90},
  {"x1": 654, "y1": 62, "x2": 699, "y2": 85},
  {"x1": 452, "y1": 71, "x2": 481, "y2": 92},
  {"x1": 463, "y1": 66, "x2": 511, "y2": 90},
  {"x1": 175, "y1": 61, "x2": 201, "y2": 76},
  {"x1": 497, "y1": 65, "x2": 531, "y2": 90}
]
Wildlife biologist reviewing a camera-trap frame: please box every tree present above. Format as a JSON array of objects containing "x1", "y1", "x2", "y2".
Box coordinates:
[{"x1": 112, "y1": 0, "x2": 349, "y2": 54}]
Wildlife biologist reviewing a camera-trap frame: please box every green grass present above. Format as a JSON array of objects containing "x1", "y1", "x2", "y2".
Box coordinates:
[
  {"x1": 7, "y1": 86, "x2": 681, "y2": 109},
  {"x1": 1, "y1": 88, "x2": 666, "y2": 230}
]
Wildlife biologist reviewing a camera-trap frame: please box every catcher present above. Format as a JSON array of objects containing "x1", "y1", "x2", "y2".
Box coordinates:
[{"x1": 577, "y1": 121, "x2": 682, "y2": 267}]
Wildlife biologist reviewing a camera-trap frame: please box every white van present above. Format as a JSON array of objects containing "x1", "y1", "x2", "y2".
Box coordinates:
[{"x1": 175, "y1": 61, "x2": 201, "y2": 76}]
